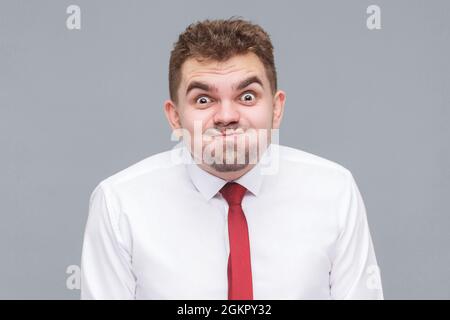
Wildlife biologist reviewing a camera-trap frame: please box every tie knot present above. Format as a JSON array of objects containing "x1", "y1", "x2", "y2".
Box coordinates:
[{"x1": 219, "y1": 182, "x2": 247, "y2": 206}]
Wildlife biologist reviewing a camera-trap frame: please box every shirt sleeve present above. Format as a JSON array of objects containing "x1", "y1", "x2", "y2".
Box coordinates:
[
  {"x1": 80, "y1": 182, "x2": 136, "y2": 299},
  {"x1": 329, "y1": 171, "x2": 384, "y2": 300}
]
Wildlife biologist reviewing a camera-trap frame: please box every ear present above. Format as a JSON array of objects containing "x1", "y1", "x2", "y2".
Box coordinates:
[
  {"x1": 272, "y1": 90, "x2": 286, "y2": 129},
  {"x1": 164, "y1": 99, "x2": 182, "y2": 131}
]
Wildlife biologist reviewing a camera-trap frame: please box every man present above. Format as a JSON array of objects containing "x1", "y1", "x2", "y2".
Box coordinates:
[{"x1": 80, "y1": 18, "x2": 384, "y2": 299}]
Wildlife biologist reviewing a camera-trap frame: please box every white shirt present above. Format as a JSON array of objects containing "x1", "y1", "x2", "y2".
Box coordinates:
[{"x1": 80, "y1": 143, "x2": 384, "y2": 300}]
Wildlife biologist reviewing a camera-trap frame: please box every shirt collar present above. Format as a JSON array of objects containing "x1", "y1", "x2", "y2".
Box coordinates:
[{"x1": 183, "y1": 143, "x2": 273, "y2": 201}]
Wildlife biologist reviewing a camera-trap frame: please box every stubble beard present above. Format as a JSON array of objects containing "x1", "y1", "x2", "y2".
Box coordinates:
[{"x1": 203, "y1": 136, "x2": 254, "y2": 173}]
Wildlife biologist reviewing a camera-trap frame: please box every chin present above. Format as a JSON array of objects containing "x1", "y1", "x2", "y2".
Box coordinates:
[{"x1": 210, "y1": 162, "x2": 249, "y2": 173}]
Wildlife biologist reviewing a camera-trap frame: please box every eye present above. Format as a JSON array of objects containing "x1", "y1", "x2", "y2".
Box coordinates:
[
  {"x1": 195, "y1": 95, "x2": 212, "y2": 105},
  {"x1": 240, "y1": 92, "x2": 256, "y2": 103}
]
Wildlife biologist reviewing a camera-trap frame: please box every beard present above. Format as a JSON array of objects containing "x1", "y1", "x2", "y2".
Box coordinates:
[
  {"x1": 209, "y1": 149, "x2": 250, "y2": 172},
  {"x1": 186, "y1": 125, "x2": 271, "y2": 173},
  {"x1": 202, "y1": 134, "x2": 258, "y2": 172}
]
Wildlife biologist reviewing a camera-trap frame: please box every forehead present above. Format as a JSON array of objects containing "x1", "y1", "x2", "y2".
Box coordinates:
[{"x1": 180, "y1": 52, "x2": 268, "y2": 90}]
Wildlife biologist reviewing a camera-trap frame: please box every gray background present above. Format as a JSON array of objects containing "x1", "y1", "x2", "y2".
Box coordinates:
[{"x1": 1, "y1": 0, "x2": 449, "y2": 299}]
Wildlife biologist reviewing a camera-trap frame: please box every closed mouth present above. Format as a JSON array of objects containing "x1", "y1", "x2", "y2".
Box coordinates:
[{"x1": 203, "y1": 128, "x2": 246, "y2": 139}]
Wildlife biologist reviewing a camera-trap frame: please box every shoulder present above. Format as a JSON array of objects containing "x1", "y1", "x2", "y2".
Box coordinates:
[
  {"x1": 277, "y1": 144, "x2": 352, "y2": 179},
  {"x1": 270, "y1": 144, "x2": 356, "y2": 199},
  {"x1": 275, "y1": 145, "x2": 361, "y2": 228},
  {"x1": 94, "y1": 147, "x2": 186, "y2": 197}
]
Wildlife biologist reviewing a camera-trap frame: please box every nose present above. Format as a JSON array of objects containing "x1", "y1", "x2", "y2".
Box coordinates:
[{"x1": 213, "y1": 100, "x2": 240, "y2": 127}]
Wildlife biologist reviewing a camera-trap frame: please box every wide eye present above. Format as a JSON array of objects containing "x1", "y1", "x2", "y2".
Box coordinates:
[
  {"x1": 196, "y1": 96, "x2": 212, "y2": 105},
  {"x1": 240, "y1": 92, "x2": 256, "y2": 103}
]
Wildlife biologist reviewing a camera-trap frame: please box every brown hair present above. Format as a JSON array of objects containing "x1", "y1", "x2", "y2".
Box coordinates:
[{"x1": 168, "y1": 17, "x2": 277, "y2": 104}]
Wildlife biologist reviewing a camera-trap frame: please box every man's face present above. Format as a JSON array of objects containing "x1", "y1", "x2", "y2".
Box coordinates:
[{"x1": 165, "y1": 52, "x2": 285, "y2": 174}]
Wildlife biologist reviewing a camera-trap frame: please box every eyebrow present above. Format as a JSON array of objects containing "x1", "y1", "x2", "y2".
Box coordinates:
[{"x1": 185, "y1": 75, "x2": 264, "y2": 96}]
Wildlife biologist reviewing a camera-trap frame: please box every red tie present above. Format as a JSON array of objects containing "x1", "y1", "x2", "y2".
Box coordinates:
[{"x1": 220, "y1": 182, "x2": 253, "y2": 300}]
